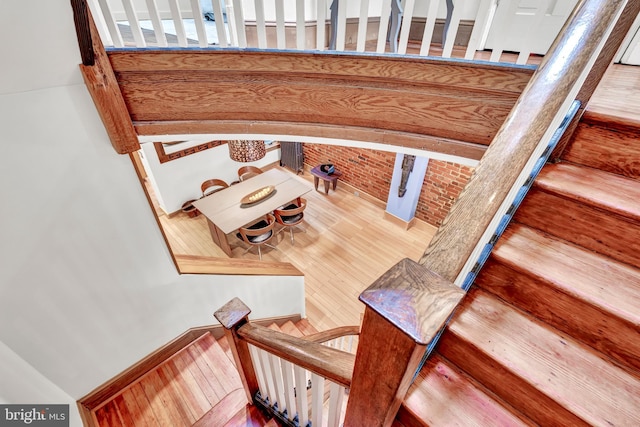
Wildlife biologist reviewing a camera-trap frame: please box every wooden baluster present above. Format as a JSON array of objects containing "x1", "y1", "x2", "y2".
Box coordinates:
[
  {"x1": 144, "y1": 0, "x2": 168, "y2": 47},
  {"x1": 356, "y1": 0, "x2": 369, "y2": 52},
  {"x1": 343, "y1": 258, "x2": 465, "y2": 427},
  {"x1": 296, "y1": 0, "x2": 306, "y2": 50},
  {"x1": 294, "y1": 365, "x2": 309, "y2": 427},
  {"x1": 418, "y1": 0, "x2": 440, "y2": 56},
  {"x1": 248, "y1": 344, "x2": 268, "y2": 398},
  {"x1": 310, "y1": 372, "x2": 325, "y2": 426},
  {"x1": 464, "y1": 0, "x2": 493, "y2": 60},
  {"x1": 121, "y1": 0, "x2": 146, "y2": 47},
  {"x1": 280, "y1": 359, "x2": 297, "y2": 422},
  {"x1": 376, "y1": 0, "x2": 392, "y2": 53},
  {"x1": 189, "y1": 0, "x2": 209, "y2": 47},
  {"x1": 255, "y1": 0, "x2": 267, "y2": 48},
  {"x1": 397, "y1": 0, "x2": 416, "y2": 55},
  {"x1": 275, "y1": 0, "x2": 286, "y2": 49},
  {"x1": 167, "y1": 0, "x2": 188, "y2": 47},
  {"x1": 316, "y1": 0, "x2": 327, "y2": 50},
  {"x1": 214, "y1": 298, "x2": 259, "y2": 403},
  {"x1": 212, "y1": 0, "x2": 228, "y2": 47},
  {"x1": 96, "y1": 0, "x2": 124, "y2": 47},
  {"x1": 327, "y1": 382, "x2": 345, "y2": 427}
]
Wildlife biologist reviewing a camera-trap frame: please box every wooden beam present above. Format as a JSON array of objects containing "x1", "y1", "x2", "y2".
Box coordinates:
[
  {"x1": 79, "y1": 8, "x2": 140, "y2": 154},
  {"x1": 107, "y1": 49, "x2": 532, "y2": 156},
  {"x1": 137, "y1": 120, "x2": 488, "y2": 160}
]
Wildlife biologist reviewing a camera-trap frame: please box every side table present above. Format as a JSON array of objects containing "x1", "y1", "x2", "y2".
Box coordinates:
[{"x1": 310, "y1": 165, "x2": 342, "y2": 194}]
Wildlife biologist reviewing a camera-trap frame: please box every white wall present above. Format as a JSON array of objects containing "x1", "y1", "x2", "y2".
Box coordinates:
[
  {"x1": 0, "y1": 0, "x2": 304, "y2": 412},
  {"x1": 140, "y1": 140, "x2": 280, "y2": 214},
  {"x1": 0, "y1": 342, "x2": 82, "y2": 426}
]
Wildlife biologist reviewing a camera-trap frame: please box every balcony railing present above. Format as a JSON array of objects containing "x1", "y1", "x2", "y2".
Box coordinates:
[{"x1": 87, "y1": 0, "x2": 589, "y2": 65}]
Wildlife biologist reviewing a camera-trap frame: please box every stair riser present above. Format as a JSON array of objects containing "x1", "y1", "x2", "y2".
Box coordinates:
[
  {"x1": 436, "y1": 331, "x2": 589, "y2": 427},
  {"x1": 515, "y1": 188, "x2": 640, "y2": 269},
  {"x1": 563, "y1": 118, "x2": 640, "y2": 180},
  {"x1": 475, "y1": 259, "x2": 640, "y2": 373}
]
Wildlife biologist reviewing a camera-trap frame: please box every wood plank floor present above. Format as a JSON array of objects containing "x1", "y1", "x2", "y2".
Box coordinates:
[{"x1": 151, "y1": 168, "x2": 437, "y2": 332}]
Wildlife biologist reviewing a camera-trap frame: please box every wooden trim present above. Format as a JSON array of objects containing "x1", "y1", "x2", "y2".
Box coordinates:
[
  {"x1": 153, "y1": 140, "x2": 229, "y2": 164},
  {"x1": 138, "y1": 121, "x2": 488, "y2": 161},
  {"x1": 77, "y1": 314, "x2": 301, "y2": 424},
  {"x1": 418, "y1": 0, "x2": 632, "y2": 282},
  {"x1": 238, "y1": 323, "x2": 355, "y2": 388},
  {"x1": 129, "y1": 152, "x2": 181, "y2": 272},
  {"x1": 70, "y1": 0, "x2": 94, "y2": 66},
  {"x1": 80, "y1": 9, "x2": 139, "y2": 154},
  {"x1": 175, "y1": 254, "x2": 304, "y2": 276},
  {"x1": 551, "y1": 0, "x2": 640, "y2": 161}
]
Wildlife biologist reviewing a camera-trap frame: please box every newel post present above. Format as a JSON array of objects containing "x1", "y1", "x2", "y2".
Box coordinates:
[
  {"x1": 214, "y1": 297, "x2": 259, "y2": 403},
  {"x1": 343, "y1": 258, "x2": 465, "y2": 427}
]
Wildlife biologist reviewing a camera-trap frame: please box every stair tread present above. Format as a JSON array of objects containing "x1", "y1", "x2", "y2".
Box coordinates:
[
  {"x1": 536, "y1": 163, "x2": 640, "y2": 222},
  {"x1": 402, "y1": 355, "x2": 532, "y2": 426},
  {"x1": 280, "y1": 320, "x2": 304, "y2": 337},
  {"x1": 449, "y1": 289, "x2": 640, "y2": 427},
  {"x1": 515, "y1": 187, "x2": 640, "y2": 269},
  {"x1": 494, "y1": 224, "x2": 640, "y2": 328},
  {"x1": 295, "y1": 318, "x2": 321, "y2": 336}
]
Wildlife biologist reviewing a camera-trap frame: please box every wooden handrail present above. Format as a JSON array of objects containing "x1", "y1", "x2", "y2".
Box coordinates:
[
  {"x1": 303, "y1": 325, "x2": 360, "y2": 343},
  {"x1": 418, "y1": 0, "x2": 637, "y2": 283},
  {"x1": 237, "y1": 323, "x2": 355, "y2": 388}
]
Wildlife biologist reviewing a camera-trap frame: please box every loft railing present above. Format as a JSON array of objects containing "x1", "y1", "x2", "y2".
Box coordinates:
[{"x1": 87, "y1": 0, "x2": 579, "y2": 65}]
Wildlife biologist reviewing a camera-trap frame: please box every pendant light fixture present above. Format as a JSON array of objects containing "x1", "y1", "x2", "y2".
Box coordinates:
[{"x1": 228, "y1": 140, "x2": 266, "y2": 162}]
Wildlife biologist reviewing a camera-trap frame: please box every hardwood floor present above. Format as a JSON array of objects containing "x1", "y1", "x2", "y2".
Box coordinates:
[{"x1": 150, "y1": 167, "x2": 437, "y2": 331}]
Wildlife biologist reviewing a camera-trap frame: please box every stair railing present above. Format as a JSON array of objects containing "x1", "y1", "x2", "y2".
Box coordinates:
[
  {"x1": 215, "y1": 298, "x2": 357, "y2": 427},
  {"x1": 87, "y1": 0, "x2": 576, "y2": 64},
  {"x1": 304, "y1": 325, "x2": 360, "y2": 354},
  {"x1": 215, "y1": 257, "x2": 466, "y2": 427}
]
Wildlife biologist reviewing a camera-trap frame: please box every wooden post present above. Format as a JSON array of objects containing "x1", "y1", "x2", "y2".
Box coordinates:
[
  {"x1": 214, "y1": 297, "x2": 259, "y2": 403},
  {"x1": 343, "y1": 258, "x2": 465, "y2": 427}
]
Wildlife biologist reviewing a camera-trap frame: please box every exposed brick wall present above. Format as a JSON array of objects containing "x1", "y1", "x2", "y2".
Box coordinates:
[
  {"x1": 302, "y1": 143, "x2": 474, "y2": 227},
  {"x1": 302, "y1": 144, "x2": 396, "y2": 203},
  {"x1": 417, "y1": 160, "x2": 474, "y2": 227}
]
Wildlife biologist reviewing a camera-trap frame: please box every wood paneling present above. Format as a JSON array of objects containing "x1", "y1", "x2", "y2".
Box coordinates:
[{"x1": 107, "y1": 49, "x2": 533, "y2": 156}]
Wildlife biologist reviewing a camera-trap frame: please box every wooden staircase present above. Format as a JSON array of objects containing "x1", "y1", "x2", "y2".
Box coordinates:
[
  {"x1": 93, "y1": 319, "x2": 319, "y2": 426},
  {"x1": 397, "y1": 112, "x2": 640, "y2": 426}
]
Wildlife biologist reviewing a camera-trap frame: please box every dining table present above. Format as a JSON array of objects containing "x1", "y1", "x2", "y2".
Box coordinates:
[{"x1": 192, "y1": 168, "x2": 311, "y2": 257}]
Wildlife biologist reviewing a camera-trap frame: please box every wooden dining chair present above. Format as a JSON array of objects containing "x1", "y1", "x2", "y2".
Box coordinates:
[
  {"x1": 201, "y1": 179, "x2": 229, "y2": 197},
  {"x1": 236, "y1": 214, "x2": 277, "y2": 260},
  {"x1": 238, "y1": 166, "x2": 264, "y2": 182},
  {"x1": 274, "y1": 198, "x2": 307, "y2": 244}
]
